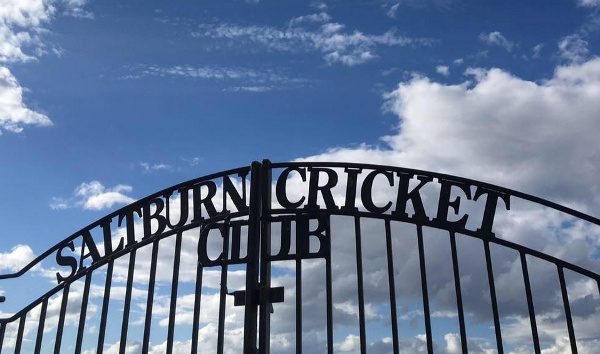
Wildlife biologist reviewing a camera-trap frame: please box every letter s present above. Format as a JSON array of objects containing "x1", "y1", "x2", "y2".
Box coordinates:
[{"x1": 56, "y1": 240, "x2": 78, "y2": 284}]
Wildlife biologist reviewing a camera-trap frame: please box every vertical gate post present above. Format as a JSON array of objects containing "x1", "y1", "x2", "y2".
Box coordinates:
[
  {"x1": 244, "y1": 161, "x2": 263, "y2": 354},
  {"x1": 258, "y1": 159, "x2": 273, "y2": 354}
]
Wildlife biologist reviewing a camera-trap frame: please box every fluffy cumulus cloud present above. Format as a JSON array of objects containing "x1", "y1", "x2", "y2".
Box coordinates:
[
  {"x1": 75, "y1": 181, "x2": 135, "y2": 210},
  {"x1": 0, "y1": 245, "x2": 35, "y2": 272},
  {"x1": 304, "y1": 58, "x2": 600, "y2": 212},
  {"x1": 0, "y1": 67, "x2": 52, "y2": 133},
  {"x1": 50, "y1": 180, "x2": 135, "y2": 210},
  {"x1": 0, "y1": 0, "x2": 91, "y2": 134},
  {"x1": 193, "y1": 12, "x2": 432, "y2": 66}
]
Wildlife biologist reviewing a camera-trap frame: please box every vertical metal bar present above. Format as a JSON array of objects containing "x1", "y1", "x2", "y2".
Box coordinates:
[
  {"x1": 0, "y1": 321, "x2": 5, "y2": 352},
  {"x1": 34, "y1": 297, "x2": 49, "y2": 353},
  {"x1": 142, "y1": 240, "x2": 160, "y2": 354},
  {"x1": 258, "y1": 160, "x2": 272, "y2": 354},
  {"x1": 119, "y1": 250, "x2": 137, "y2": 354},
  {"x1": 558, "y1": 266, "x2": 578, "y2": 354},
  {"x1": 167, "y1": 232, "x2": 183, "y2": 354},
  {"x1": 385, "y1": 219, "x2": 400, "y2": 354},
  {"x1": 15, "y1": 314, "x2": 26, "y2": 354},
  {"x1": 520, "y1": 252, "x2": 541, "y2": 354},
  {"x1": 97, "y1": 260, "x2": 114, "y2": 354},
  {"x1": 191, "y1": 260, "x2": 204, "y2": 354},
  {"x1": 217, "y1": 225, "x2": 230, "y2": 354},
  {"x1": 244, "y1": 161, "x2": 262, "y2": 354},
  {"x1": 325, "y1": 216, "x2": 334, "y2": 354},
  {"x1": 416, "y1": 225, "x2": 433, "y2": 353},
  {"x1": 449, "y1": 232, "x2": 468, "y2": 354},
  {"x1": 354, "y1": 216, "x2": 367, "y2": 354},
  {"x1": 54, "y1": 283, "x2": 70, "y2": 354},
  {"x1": 75, "y1": 272, "x2": 93, "y2": 354},
  {"x1": 484, "y1": 240, "x2": 504, "y2": 354},
  {"x1": 296, "y1": 244, "x2": 302, "y2": 354}
]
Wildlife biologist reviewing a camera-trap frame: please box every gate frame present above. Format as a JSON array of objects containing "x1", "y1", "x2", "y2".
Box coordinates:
[{"x1": 1, "y1": 160, "x2": 600, "y2": 354}]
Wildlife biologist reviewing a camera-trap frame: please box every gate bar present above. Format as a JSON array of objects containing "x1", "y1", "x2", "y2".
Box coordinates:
[
  {"x1": 384, "y1": 219, "x2": 400, "y2": 354},
  {"x1": 142, "y1": 240, "x2": 160, "y2": 354},
  {"x1": 74, "y1": 271, "x2": 93, "y2": 354},
  {"x1": 217, "y1": 225, "x2": 230, "y2": 354},
  {"x1": 96, "y1": 260, "x2": 114, "y2": 354},
  {"x1": 119, "y1": 250, "x2": 137, "y2": 353},
  {"x1": 520, "y1": 252, "x2": 541, "y2": 354},
  {"x1": 34, "y1": 297, "x2": 48, "y2": 353},
  {"x1": 244, "y1": 161, "x2": 263, "y2": 354},
  {"x1": 354, "y1": 216, "x2": 367, "y2": 354},
  {"x1": 15, "y1": 313, "x2": 25, "y2": 354},
  {"x1": 0, "y1": 322, "x2": 5, "y2": 352},
  {"x1": 191, "y1": 259, "x2": 204, "y2": 354},
  {"x1": 166, "y1": 232, "x2": 183, "y2": 354},
  {"x1": 258, "y1": 160, "x2": 272, "y2": 354},
  {"x1": 416, "y1": 225, "x2": 433, "y2": 353},
  {"x1": 558, "y1": 266, "x2": 578, "y2": 354},
  {"x1": 484, "y1": 240, "x2": 503, "y2": 354},
  {"x1": 54, "y1": 283, "x2": 70, "y2": 353},
  {"x1": 450, "y1": 232, "x2": 468, "y2": 354},
  {"x1": 325, "y1": 217, "x2": 334, "y2": 354},
  {"x1": 295, "y1": 221, "x2": 303, "y2": 354}
]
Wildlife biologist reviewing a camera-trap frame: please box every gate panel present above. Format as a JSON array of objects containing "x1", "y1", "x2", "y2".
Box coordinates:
[{"x1": 2, "y1": 161, "x2": 600, "y2": 353}]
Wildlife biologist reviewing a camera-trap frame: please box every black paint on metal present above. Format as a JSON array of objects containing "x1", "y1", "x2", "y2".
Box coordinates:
[
  {"x1": 34, "y1": 297, "x2": 48, "y2": 353},
  {"x1": 450, "y1": 232, "x2": 468, "y2": 354},
  {"x1": 520, "y1": 252, "x2": 541, "y2": 354},
  {"x1": 1, "y1": 161, "x2": 599, "y2": 354},
  {"x1": 142, "y1": 240, "x2": 160, "y2": 354}
]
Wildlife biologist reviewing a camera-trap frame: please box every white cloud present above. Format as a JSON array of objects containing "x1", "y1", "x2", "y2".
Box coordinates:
[
  {"x1": 51, "y1": 180, "x2": 135, "y2": 210},
  {"x1": 0, "y1": 245, "x2": 35, "y2": 272},
  {"x1": 139, "y1": 162, "x2": 171, "y2": 173},
  {"x1": 303, "y1": 58, "x2": 600, "y2": 212},
  {"x1": 62, "y1": 0, "x2": 94, "y2": 19},
  {"x1": 75, "y1": 181, "x2": 135, "y2": 210},
  {"x1": 0, "y1": 0, "x2": 91, "y2": 135},
  {"x1": 479, "y1": 31, "x2": 514, "y2": 51},
  {"x1": 0, "y1": 66, "x2": 52, "y2": 133},
  {"x1": 193, "y1": 15, "x2": 432, "y2": 66},
  {"x1": 123, "y1": 65, "x2": 307, "y2": 91},
  {"x1": 289, "y1": 12, "x2": 331, "y2": 26},
  {"x1": 577, "y1": 0, "x2": 600, "y2": 7},
  {"x1": 49, "y1": 196, "x2": 69, "y2": 210},
  {"x1": 558, "y1": 34, "x2": 589, "y2": 63},
  {"x1": 0, "y1": 0, "x2": 56, "y2": 134},
  {"x1": 436, "y1": 64, "x2": 450, "y2": 76}
]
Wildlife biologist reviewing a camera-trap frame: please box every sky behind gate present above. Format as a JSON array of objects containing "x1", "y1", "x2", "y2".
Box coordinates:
[{"x1": 2, "y1": 0, "x2": 600, "y2": 353}]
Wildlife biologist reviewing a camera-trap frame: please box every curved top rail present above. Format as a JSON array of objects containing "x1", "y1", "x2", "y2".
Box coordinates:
[
  {"x1": 2, "y1": 160, "x2": 600, "y2": 281},
  {"x1": 0, "y1": 165, "x2": 251, "y2": 280}
]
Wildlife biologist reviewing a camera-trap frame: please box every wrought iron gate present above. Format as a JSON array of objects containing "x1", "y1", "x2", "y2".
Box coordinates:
[{"x1": 1, "y1": 160, "x2": 600, "y2": 353}]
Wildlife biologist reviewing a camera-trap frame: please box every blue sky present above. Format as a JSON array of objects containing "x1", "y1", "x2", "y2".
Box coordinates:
[
  {"x1": 2, "y1": 0, "x2": 600, "y2": 353},
  {"x1": 1, "y1": 0, "x2": 598, "y2": 247}
]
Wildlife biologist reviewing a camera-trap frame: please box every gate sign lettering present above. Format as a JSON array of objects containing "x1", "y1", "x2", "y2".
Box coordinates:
[{"x1": 53, "y1": 166, "x2": 511, "y2": 284}]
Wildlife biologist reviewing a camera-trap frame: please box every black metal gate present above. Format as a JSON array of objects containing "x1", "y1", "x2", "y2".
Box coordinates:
[{"x1": 1, "y1": 160, "x2": 600, "y2": 353}]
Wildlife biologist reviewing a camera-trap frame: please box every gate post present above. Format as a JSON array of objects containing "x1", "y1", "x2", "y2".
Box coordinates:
[
  {"x1": 244, "y1": 161, "x2": 263, "y2": 354},
  {"x1": 258, "y1": 159, "x2": 273, "y2": 354}
]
